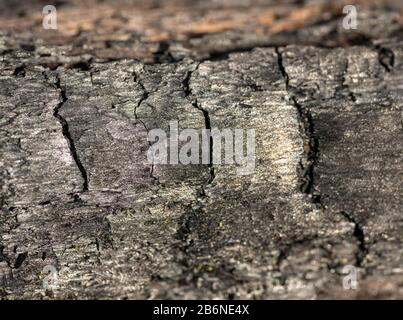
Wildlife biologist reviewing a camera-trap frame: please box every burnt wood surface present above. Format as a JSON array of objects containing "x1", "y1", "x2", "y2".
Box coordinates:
[{"x1": 0, "y1": 0, "x2": 402, "y2": 299}]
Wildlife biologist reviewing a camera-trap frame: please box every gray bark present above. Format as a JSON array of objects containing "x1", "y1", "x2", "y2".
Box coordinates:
[{"x1": 0, "y1": 0, "x2": 402, "y2": 299}]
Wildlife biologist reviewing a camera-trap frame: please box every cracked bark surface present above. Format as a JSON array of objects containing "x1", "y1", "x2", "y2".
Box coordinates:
[{"x1": 0, "y1": 0, "x2": 402, "y2": 299}]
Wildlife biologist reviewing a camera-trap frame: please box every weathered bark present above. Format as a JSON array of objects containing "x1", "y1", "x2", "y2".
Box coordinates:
[{"x1": 0, "y1": 0, "x2": 402, "y2": 299}]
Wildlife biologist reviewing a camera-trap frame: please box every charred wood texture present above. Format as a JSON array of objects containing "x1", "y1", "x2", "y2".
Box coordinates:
[{"x1": 0, "y1": 0, "x2": 402, "y2": 299}]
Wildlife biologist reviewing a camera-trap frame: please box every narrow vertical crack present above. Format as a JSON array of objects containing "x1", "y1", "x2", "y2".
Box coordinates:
[
  {"x1": 192, "y1": 99, "x2": 215, "y2": 185},
  {"x1": 277, "y1": 48, "x2": 369, "y2": 277},
  {"x1": 152, "y1": 41, "x2": 176, "y2": 64},
  {"x1": 275, "y1": 47, "x2": 321, "y2": 204},
  {"x1": 339, "y1": 211, "x2": 368, "y2": 267},
  {"x1": 376, "y1": 46, "x2": 395, "y2": 72},
  {"x1": 182, "y1": 63, "x2": 215, "y2": 186},
  {"x1": 13, "y1": 252, "x2": 27, "y2": 269},
  {"x1": 174, "y1": 63, "x2": 215, "y2": 277},
  {"x1": 54, "y1": 75, "x2": 89, "y2": 192},
  {"x1": 133, "y1": 70, "x2": 150, "y2": 117}
]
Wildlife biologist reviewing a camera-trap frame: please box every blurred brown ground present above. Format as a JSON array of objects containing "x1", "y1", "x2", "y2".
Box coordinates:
[{"x1": 0, "y1": 0, "x2": 402, "y2": 61}]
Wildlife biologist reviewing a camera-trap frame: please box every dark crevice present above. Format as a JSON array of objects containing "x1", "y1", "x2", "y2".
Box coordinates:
[
  {"x1": 134, "y1": 89, "x2": 149, "y2": 119},
  {"x1": 95, "y1": 237, "x2": 100, "y2": 252},
  {"x1": 298, "y1": 102, "x2": 320, "y2": 198},
  {"x1": 89, "y1": 71, "x2": 94, "y2": 86},
  {"x1": 0, "y1": 247, "x2": 28, "y2": 270},
  {"x1": 192, "y1": 99, "x2": 215, "y2": 185},
  {"x1": 276, "y1": 47, "x2": 289, "y2": 87},
  {"x1": 54, "y1": 75, "x2": 89, "y2": 192},
  {"x1": 275, "y1": 47, "x2": 321, "y2": 204},
  {"x1": 19, "y1": 43, "x2": 36, "y2": 52},
  {"x1": 204, "y1": 46, "x2": 268, "y2": 62},
  {"x1": 66, "y1": 59, "x2": 92, "y2": 71},
  {"x1": 182, "y1": 63, "x2": 215, "y2": 185},
  {"x1": 13, "y1": 252, "x2": 27, "y2": 269},
  {"x1": 350, "y1": 41, "x2": 396, "y2": 73},
  {"x1": 152, "y1": 41, "x2": 177, "y2": 64},
  {"x1": 376, "y1": 46, "x2": 395, "y2": 72},
  {"x1": 71, "y1": 193, "x2": 82, "y2": 203},
  {"x1": 199, "y1": 43, "x2": 298, "y2": 62},
  {"x1": 133, "y1": 70, "x2": 150, "y2": 112},
  {"x1": 173, "y1": 64, "x2": 216, "y2": 277},
  {"x1": 339, "y1": 211, "x2": 368, "y2": 267},
  {"x1": 182, "y1": 70, "x2": 193, "y2": 96},
  {"x1": 277, "y1": 46, "x2": 368, "y2": 270},
  {"x1": 13, "y1": 64, "x2": 25, "y2": 78}
]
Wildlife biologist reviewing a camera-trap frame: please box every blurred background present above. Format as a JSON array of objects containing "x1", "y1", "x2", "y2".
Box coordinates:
[{"x1": 0, "y1": 0, "x2": 401, "y2": 61}]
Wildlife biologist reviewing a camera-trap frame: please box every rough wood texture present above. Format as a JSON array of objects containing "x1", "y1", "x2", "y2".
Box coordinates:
[{"x1": 0, "y1": 0, "x2": 402, "y2": 299}]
